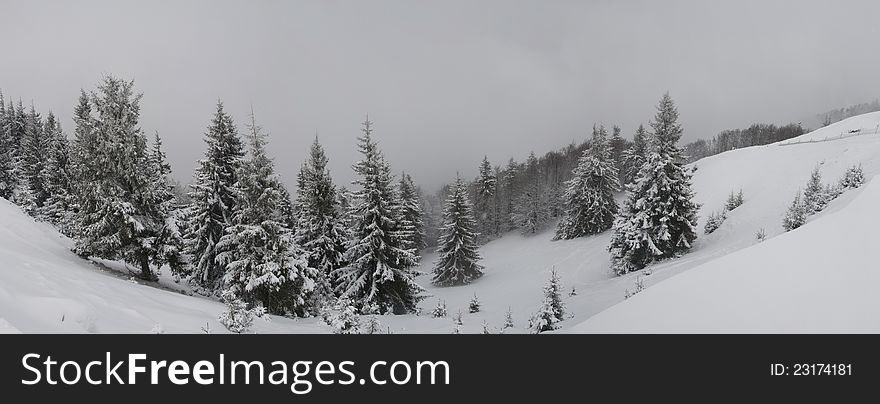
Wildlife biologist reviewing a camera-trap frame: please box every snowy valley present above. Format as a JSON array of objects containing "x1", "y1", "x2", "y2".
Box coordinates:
[{"x1": 2, "y1": 110, "x2": 880, "y2": 334}]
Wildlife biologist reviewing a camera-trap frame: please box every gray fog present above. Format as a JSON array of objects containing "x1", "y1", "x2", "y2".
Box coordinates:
[{"x1": 3, "y1": 0, "x2": 880, "y2": 191}]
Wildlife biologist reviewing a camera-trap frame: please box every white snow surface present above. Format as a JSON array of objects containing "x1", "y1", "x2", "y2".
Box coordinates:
[
  {"x1": 573, "y1": 112, "x2": 880, "y2": 332},
  {"x1": 2, "y1": 112, "x2": 880, "y2": 333}
]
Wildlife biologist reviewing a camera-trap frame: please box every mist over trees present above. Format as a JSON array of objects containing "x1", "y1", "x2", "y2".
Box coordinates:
[
  {"x1": 683, "y1": 123, "x2": 806, "y2": 163},
  {"x1": 816, "y1": 99, "x2": 880, "y2": 127}
]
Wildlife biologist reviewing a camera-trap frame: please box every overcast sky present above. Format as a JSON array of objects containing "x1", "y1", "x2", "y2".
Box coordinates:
[{"x1": 3, "y1": 0, "x2": 880, "y2": 191}]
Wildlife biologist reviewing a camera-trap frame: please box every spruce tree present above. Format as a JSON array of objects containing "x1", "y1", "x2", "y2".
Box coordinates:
[
  {"x1": 432, "y1": 175, "x2": 484, "y2": 286},
  {"x1": 41, "y1": 114, "x2": 75, "y2": 234},
  {"x1": 609, "y1": 125, "x2": 627, "y2": 183},
  {"x1": 474, "y1": 155, "x2": 498, "y2": 241},
  {"x1": 146, "y1": 133, "x2": 186, "y2": 274},
  {"x1": 502, "y1": 158, "x2": 520, "y2": 231},
  {"x1": 0, "y1": 91, "x2": 15, "y2": 200},
  {"x1": 184, "y1": 101, "x2": 245, "y2": 289},
  {"x1": 621, "y1": 124, "x2": 648, "y2": 185},
  {"x1": 294, "y1": 136, "x2": 349, "y2": 310},
  {"x1": 555, "y1": 125, "x2": 620, "y2": 239},
  {"x1": 216, "y1": 113, "x2": 316, "y2": 316},
  {"x1": 334, "y1": 117, "x2": 424, "y2": 314},
  {"x1": 8, "y1": 100, "x2": 28, "y2": 204},
  {"x1": 73, "y1": 76, "x2": 175, "y2": 280},
  {"x1": 529, "y1": 268, "x2": 565, "y2": 333},
  {"x1": 503, "y1": 307, "x2": 514, "y2": 329},
  {"x1": 802, "y1": 166, "x2": 827, "y2": 215},
  {"x1": 609, "y1": 93, "x2": 699, "y2": 275},
  {"x1": 782, "y1": 191, "x2": 806, "y2": 231},
  {"x1": 397, "y1": 172, "x2": 426, "y2": 253},
  {"x1": 69, "y1": 91, "x2": 94, "y2": 205},
  {"x1": 468, "y1": 293, "x2": 481, "y2": 313},
  {"x1": 18, "y1": 105, "x2": 47, "y2": 212},
  {"x1": 512, "y1": 152, "x2": 549, "y2": 234}
]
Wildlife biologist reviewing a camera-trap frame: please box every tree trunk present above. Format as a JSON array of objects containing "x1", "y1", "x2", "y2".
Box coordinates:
[{"x1": 140, "y1": 258, "x2": 155, "y2": 281}]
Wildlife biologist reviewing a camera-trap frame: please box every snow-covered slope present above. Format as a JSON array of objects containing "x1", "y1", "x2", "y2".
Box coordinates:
[
  {"x1": 2, "y1": 112, "x2": 880, "y2": 333},
  {"x1": 571, "y1": 112, "x2": 880, "y2": 333},
  {"x1": 573, "y1": 176, "x2": 880, "y2": 333},
  {"x1": 0, "y1": 197, "x2": 324, "y2": 333}
]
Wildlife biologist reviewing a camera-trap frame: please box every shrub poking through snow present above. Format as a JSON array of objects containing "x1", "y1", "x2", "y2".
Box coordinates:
[
  {"x1": 503, "y1": 307, "x2": 515, "y2": 329},
  {"x1": 325, "y1": 299, "x2": 360, "y2": 334},
  {"x1": 624, "y1": 276, "x2": 646, "y2": 299},
  {"x1": 481, "y1": 320, "x2": 491, "y2": 334},
  {"x1": 468, "y1": 294, "x2": 481, "y2": 313},
  {"x1": 218, "y1": 289, "x2": 266, "y2": 334},
  {"x1": 725, "y1": 189, "x2": 744, "y2": 211},
  {"x1": 704, "y1": 210, "x2": 727, "y2": 234},
  {"x1": 361, "y1": 315, "x2": 383, "y2": 334},
  {"x1": 839, "y1": 165, "x2": 865, "y2": 189},
  {"x1": 783, "y1": 164, "x2": 864, "y2": 232},
  {"x1": 755, "y1": 228, "x2": 766, "y2": 242},
  {"x1": 432, "y1": 300, "x2": 448, "y2": 318},
  {"x1": 453, "y1": 310, "x2": 463, "y2": 326},
  {"x1": 705, "y1": 188, "x2": 744, "y2": 235}
]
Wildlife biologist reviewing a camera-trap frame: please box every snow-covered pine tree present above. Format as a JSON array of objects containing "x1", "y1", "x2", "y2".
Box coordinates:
[
  {"x1": 72, "y1": 76, "x2": 176, "y2": 280},
  {"x1": 184, "y1": 101, "x2": 245, "y2": 289},
  {"x1": 503, "y1": 307, "x2": 514, "y2": 329},
  {"x1": 146, "y1": 133, "x2": 186, "y2": 274},
  {"x1": 620, "y1": 124, "x2": 648, "y2": 185},
  {"x1": 431, "y1": 300, "x2": 448, "y2": 318},
  {"x1": 502, "y1": 158, "x2": 520, "y2": 231},
  {"x1": 216, "y1": 112, "x2": 316, "y2": 316},
  {"x1": 218, "y1": 289, "x2": 265, "y2": 334},
  {"x1": 609, "y1": 125, "x2": 627, "y2": 183},
  {"x1": 334, "y1": 117, "x2": 424, "y2": 314},
  {"x1": 41, "y1": 114, "x2": 76, "y2": 234},
  {"x1": 327, "y1": 299, "x2": 360, "y2": 334},
  {"x1": 8, "y1": 100, "x2": 29, "y2": 205},
  {"x1": 336, "y1": 186, "x2": 352, "y2": 229},
  {"x1": 839, "y1": 165, "x2": 864, "y2": 189},
  {"x1": 361, "y1": 315, "x2": 383, "y2": 334},
  {"x1": 529, "y1": 268, "x2": 565, "y2": 333},
  {"x1": 468, "y1": 293, "x2": 481, "y2": 313},
  {"x1": 453, "y1": 309, "x2": 463, "y2": 326},
  {"x1": 474, "y1": 155, "x2": 498, "y2": 241},
  {"x1": 18, "y1": 104, "x2": 47, "y2": 212},
  {"x1": 512, "y1": 152, "x2": 549, "y2": 235},
  {"x1": 432, "y1": 174, "x2": 484, "y2": 286},
  {"x1": 294, "y1": 136, "x2": 349, "y2": 310},
  {"x1": 725, "y1": 189, "x2": 744, "y2": 211},
  {"x1": 492, "y1": 165, "x2": 505, "y2": 234},
  {"x1": 397, "y1": 172, "x2": 426, "y2": 254},
  {"x1": 704, "y1": 210, "x2": 726, "y2": 234},
  {"x1": 802, "y1": 166, "x2": 828, "y2": 215},
  {"x1": 0, "y1": 91, "x2": 15, "y2": 200},
  {"x1": 69, "y1": 91, "x2": 94, "y2": 208},
  {"x1": 555, "y1": 124, "x2": 620, "y2": 239},
  {"x1": 782, "y1": 191, "x2": 806, "y2": 232},
  {"x1": 609, "y1": 93, "x2": 700, "y2": 275}
]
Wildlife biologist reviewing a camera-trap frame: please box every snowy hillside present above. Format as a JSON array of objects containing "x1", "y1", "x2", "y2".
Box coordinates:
[
  {"x1": 573, "y1": 112, "x2": 880, "y2": 333},
  {"x1": 0, "y1": 197, "x2": 325, "y2": 334},
  {"x1": 573, "y1": 176, "x2": 880, "y2": 333},
  {"x1": 2, "y1": 112, "x2": 880, "y2": 333}
]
